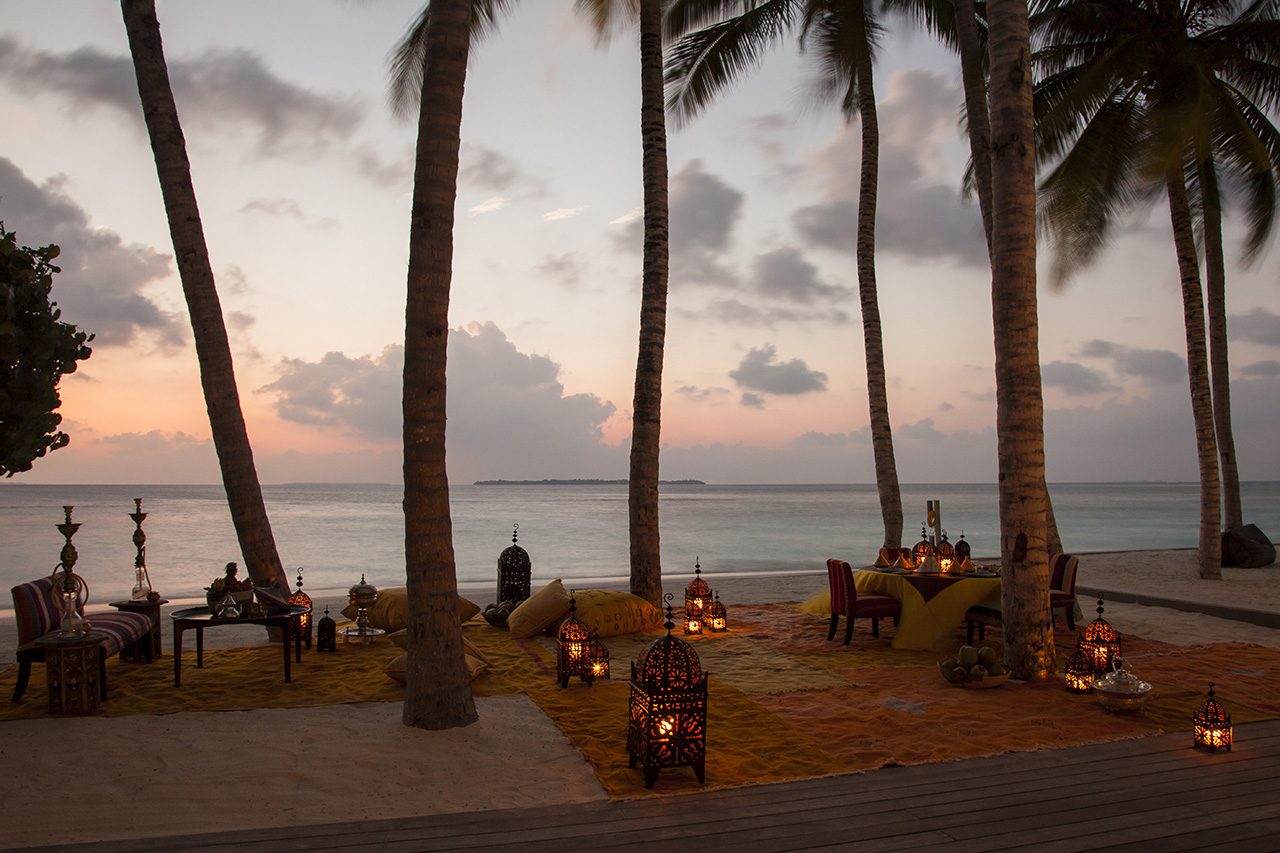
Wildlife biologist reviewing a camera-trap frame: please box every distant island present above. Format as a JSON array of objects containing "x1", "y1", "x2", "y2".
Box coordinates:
[{"x1": 474, "y1": 478, "x2": 706, "y2": 486}]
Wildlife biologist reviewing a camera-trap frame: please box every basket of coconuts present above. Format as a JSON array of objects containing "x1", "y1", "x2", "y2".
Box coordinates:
[
  {"x1": 482, "y1": 600, "x2": 517, "y2": 627},
  {"x1": 939, "y1": 644, "x2": 1011, "y2": 688}
]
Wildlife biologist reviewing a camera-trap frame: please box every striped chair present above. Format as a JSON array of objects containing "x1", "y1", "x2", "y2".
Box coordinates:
[
  {"x1": 826, "y1": 558, "x2": 902, "y2": 645},
  {"x1": 965, "y1": 553, "x2": 1081, "y2": 643},
  {"x1": 11, "y1": 576, "x2": 152, "y2": 702}
]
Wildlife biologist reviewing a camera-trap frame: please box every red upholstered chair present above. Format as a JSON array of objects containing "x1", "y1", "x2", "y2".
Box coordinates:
[
  {"x1": 11, "y1": 576, "x2": 152, "y2": 702},
  {"x1": 826, "y1": 559, "x2": 901, "y2": 645},
  {"x1": 965, "y1": 553, "x2": 1081, "y2": 643}
]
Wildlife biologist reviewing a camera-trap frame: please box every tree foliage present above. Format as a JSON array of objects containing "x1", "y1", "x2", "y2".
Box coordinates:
[{"x1": 0, "y1": 222, "x2": 93, "y2": 477}]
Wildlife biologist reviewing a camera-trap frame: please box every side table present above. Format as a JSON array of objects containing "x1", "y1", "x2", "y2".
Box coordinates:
[
  {"x1": 36, "y1": 632, "x2": 107, "y2": 716},
  {"x1": 110, "y1": 598, "x2": 169, "y2": 661}
]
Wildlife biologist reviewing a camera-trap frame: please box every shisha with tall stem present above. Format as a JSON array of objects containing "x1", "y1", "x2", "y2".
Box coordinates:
[{"x1": 50, "y1": 506, "x2": 91, "y2": 637}]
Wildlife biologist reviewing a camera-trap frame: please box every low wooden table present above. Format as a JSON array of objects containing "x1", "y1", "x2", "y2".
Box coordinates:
[
  {"x1": 36, "y1": 631, "x2": 107, "y2": 715},
  {"x1": 170, "y1": 605, "x2": 310, "y2": 687},
  {"x1": 110, "y1": 597, "x2": 168, "y2": 661}
]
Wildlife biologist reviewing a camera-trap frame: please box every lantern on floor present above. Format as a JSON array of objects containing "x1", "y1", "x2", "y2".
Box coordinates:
[
  {"x1": 556, "y1": 593, "x2": 593, "y2": 687},
  {"x1": 587, "y1": 630, "x2": 610, "y2": 681},
  {"x1": 1193, "y1": 683, "x2": 1233, "y2": 752},
  {"x1": 497, "y1": 524, "x2": 532, "y2": 605},
  {"x1": 954, "y1": 531, "x2": 971, "y2": 563},
  {"x1": 937, "y1": 530, "x2": 955, "y2": 572},
  {"x1": 317, "y1": 606, "x2": 337, "y2": 652},
  {"x1": 348, "y1": 574, "x2": 378, "y2": 637},
  {"x1": 627, "y1": 596, "x2": 708, "y2": 789},
  {"x1": 707, "y1": 593, "x2": 728, "y2": 633},
  {"x1": 1079, "y1": 597, "x2": 1122, "y2": 673},
  {"x1": 684, "y1": 558, "x2": 710, "y2": 634},
  {"x1": 289, "y1": 567, "x2": 313, "y2": 650},
  {"x1": 911, "y1": 525, "x2": 935, "y2": 567},
  {"x1": 1064, "y1": 648, "x2": 1095, "y2": 694}
]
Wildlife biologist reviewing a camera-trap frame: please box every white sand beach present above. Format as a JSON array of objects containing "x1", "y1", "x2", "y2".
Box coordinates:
[{"x1": 1, "y1": 547, "x2": 1277, "y2": 848}]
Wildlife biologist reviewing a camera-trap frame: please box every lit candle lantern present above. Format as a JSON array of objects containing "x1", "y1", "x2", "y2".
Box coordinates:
[
  {"x1": 684, "y1": 558, "x2": 710, "y2": 635},
  {"x1": 556, "y1": 593, "x2": 593, "y2": 687},
  {"x1": 1193, "y1": 683, "x2": 1233, "y2": 752}
]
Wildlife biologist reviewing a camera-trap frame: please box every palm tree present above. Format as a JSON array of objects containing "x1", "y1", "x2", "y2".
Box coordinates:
[
  {"x1": 986, "y1": 0, "x2": 1055, "y2": 680},
  {"x1": 120, "y1": 0, "x2": 285, "y2": 591},
  {"x1": 666, "y1": 0, "x2": 905, "y2": 550},
  {"x1": 1031, "y1": 0, "x2": 1280, "y2": 577}
]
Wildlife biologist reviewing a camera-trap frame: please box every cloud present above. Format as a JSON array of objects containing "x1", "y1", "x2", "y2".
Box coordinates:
[
  {"x1": 460, "y1": 144, "x2": 546, "y2": 198},
  {"x1": 676, "y1": 385, "x2": 730, "y2": 403},
  {"x1": 729, "y1": 345, "x2": 828, "y2": 395},
  {"x1": 1240, "y1": 360, "x2": 1280, "y2": 377},
  {"x1": 537, "y1": 253, "x2": 585, "y2": 288},
  {"x1": 1229, "y1": 307, "x2": 1280, "y2": 347},
  {"x1": 1041, "y1": 360, "x2": 1121, "y2": 396},
  {"x1": 543, "y1": 206, "x2": 587, "y2": 221},
  {"x1": 469, "y1": 197, "x2": 506, "y2": 215},
  {"x1": 260, "y1": 322, "x2": 622, "y2": 480},
  {"x1": 751, "y1": 246, "x2": 851, "y2": 303},
  {"x1": 679, "y1": 299, "x2": 852, "y2": 327},
  {"x1": 793, "y1": 429, "x2": 872, "y2": 448},
  {"x1": 238, "y1": 197, "x2": 336, "y2": 228},
  {"x1": 792, "y1": 70, "x2": 987, "y2": 267},
  {"x1": 740, "y1": 392, "x2": 766, "y2": 409},
  {"x1": 0, "y1": 157, "x2": 184, "y2": 348},
  {"x1": 1078, "y1": 339, "x2": 1186, "y2": 384}
]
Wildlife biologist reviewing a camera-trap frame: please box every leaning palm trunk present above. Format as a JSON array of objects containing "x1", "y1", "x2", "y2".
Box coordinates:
[
  {"x1": 1199, "y1": 158, "x2": 1241, "y2": 533},
  {"x1": 1166, "y1": 169, "x2": 1222, "y2": 580},
  {"x1": 851, "y1": 23, "x2": 903, "y2": 550},
  {"x1": 121, "y1": 0, "x2": 284, "y2": 591},
  {"x1": 986, "y1": 0, "x2": 1053, "y2": 680},
  {"x1": 400, "y1": 0, "x2": 479, "y2": 730},
  {"x1": 628, "y1": 0, "x2": 671, "y2": 609}
]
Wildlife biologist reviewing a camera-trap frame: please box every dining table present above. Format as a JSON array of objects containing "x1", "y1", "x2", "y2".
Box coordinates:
[{"x1": 852, "y1": 568, "x2": 1001, "y2": 651}]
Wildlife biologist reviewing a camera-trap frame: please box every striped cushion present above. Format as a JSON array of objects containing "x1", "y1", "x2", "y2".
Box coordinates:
[
  {"x1": 12, "y1": 576, "x2": 150, "y2": 655},
  {"x1": 83, "y1": 612, "x2": 151, "y2": 656}
]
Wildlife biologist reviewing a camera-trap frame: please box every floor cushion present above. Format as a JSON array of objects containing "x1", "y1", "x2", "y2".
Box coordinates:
[
  {"x1": 343, "y1": 589, "x2": 480, "y2": 631},
  {"x1": 507, "y1": 580, "x2": 571, "y2": 638},
  {"x1": 569, "y1": 589, "x2": 662, "y2": 638}
]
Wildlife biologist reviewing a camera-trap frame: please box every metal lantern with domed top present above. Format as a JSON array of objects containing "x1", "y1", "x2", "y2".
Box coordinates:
[{"x1": 497, "y1": 524, "x2": 532, "y2": 605}]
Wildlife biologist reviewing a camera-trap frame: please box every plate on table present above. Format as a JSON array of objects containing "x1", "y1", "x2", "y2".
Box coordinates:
[{"x1": 965, "y1": 570, "x2": 998, "y2": 578}]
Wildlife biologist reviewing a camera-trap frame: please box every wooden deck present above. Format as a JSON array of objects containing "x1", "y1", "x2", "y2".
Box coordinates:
[{"x1": 12, "y1": 719, "x2": 1280, "y2": 853}]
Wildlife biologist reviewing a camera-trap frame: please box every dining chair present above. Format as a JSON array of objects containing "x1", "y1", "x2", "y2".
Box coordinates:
[
  {"x1": 826, "y1": 559, "x2": 902, "y2": 645},
  {"x1": 965, "y1": 553, "x2": 1081, "y2": 643}
]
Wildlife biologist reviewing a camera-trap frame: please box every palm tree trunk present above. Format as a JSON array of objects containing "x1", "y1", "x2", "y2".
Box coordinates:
[
  {"x1": 628, "y1": 0, "x2": 670, "y2": 608},
  {"x1": 401, "y1": 0, "x2": 478, "y2": 730},
  {"x1": 986, "y1": 0, "x2": 1053, "y2": 680},
  {"x1": 850, "y1": 9, "x2": 903, "y2": 550},
  {"x1": 120, "y1": 0, "x2": 284, "y2": 591},
  {"x1": 1166, "y1": 169, "x2": 1223, "y2": 580},
  {"x1": 1199, "y1": 158, "x2": 1241, "y2": 532}
]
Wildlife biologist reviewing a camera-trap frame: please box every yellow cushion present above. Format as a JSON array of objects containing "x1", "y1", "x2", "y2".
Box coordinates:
[
  {"x1": 343, "y1": 589, "x2": 480, "y2": 631},
  {"x1": 384, "y1": 649, "x2": 489, "y2": 685},
  {"x1": 571, "y1": 589, "x2": 662, "y2": 638},
  {"x1": 386, "y1": 631, "x2": 489, "y2": 668},
  {"x1": 507, "y1": 579, "x2": 571, "y2": 638}
]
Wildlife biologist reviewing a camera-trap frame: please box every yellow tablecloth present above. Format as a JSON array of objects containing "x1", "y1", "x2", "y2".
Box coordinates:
[{"x1": 853, "y1": 570, "x2": 1001, "y2": 651}]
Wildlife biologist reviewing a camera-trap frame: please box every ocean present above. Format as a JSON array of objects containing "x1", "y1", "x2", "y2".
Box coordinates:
[{"x1": 2, "y1": 481, "x2": 1278, "y2": 608}]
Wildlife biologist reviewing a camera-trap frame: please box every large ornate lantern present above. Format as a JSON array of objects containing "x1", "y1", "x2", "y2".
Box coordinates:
[
  {"x1": 954, "y1": 531, "x2": 971, "y2": 563},
  {"x1": 316, "y1": 606, "x2": 337, "y2": 652},
  {"x1": 911, "y1": 525, "x2": 935, "y2": 567},
  {"x1": 556, "y1": 594, "x2": 594, "y2": 687},
  {"x1": 684, "y1": 558, "x2": 710, "y2": 634},
  {"x1": 706, "y1": 593, "x2": 728, "y2": 633},
  {"x1": 937, "y1": 530, "x2": 956, "y2": 572},
  {"x1": 1079, "y1": 598, "x2": 1122, "y2": 673},
  {"x1": 1064, "y1": 648, "x2": 1095, "y2": 694},
  {"x1": 497, "y1": 524, "x2": 532, "y2": 605},
  {"x1": 289, "y1": 567, "x2": 313, "y2": 650},
  {"x1": 627, "y1": 597, "x2": 708, "y2": 789},
  {"x1": 1193, "y1": 683, "x2": 1233, "y2": 752}
]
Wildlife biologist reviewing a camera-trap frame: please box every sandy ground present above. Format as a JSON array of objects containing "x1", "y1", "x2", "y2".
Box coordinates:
[{"x1": 2, "y1": 547, "x2": 1277, "y2": 848}]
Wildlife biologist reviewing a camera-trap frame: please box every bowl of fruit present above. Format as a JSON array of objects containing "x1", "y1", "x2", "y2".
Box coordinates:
[
  {"x1": 939, "y1": 644, "x2": 1011, "y2": 688},
  {"x1": 481, "y1": 600, "x2": 517, "y2": 627}
]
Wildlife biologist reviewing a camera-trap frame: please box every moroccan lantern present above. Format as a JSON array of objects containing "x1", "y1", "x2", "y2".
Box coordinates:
[
  {"x1": 1193, "y1": 683, "x2": 1233, "y2": 752},
  {"x1": 348, "y1": 574, "x2": 378, "y2": 637},
  {"x1": 954, "y1": 531, "x2": 971, "y2": 563},
  {"x1": 587, "y1": 630, "x2": 610, "y2": 681},
  {"x1": 497, "y1": 523, "x2": 532, "y2": 605},
  {"x1": 556, "y1": 593, "x2": 593, "y2": 687},
  {"x1": 1064, "y1": 648, "x2": 1095, "y2": 694},
  {"x1": 316, "y1": 606, "x2": 337, "y2": 652},
  {"x1": 627, "y1": 596, "x2": 708, "y2": 789},
  {"x1": 937, "y1": 530, "x2": 956, "y2": 572},
  {"x1": 911, "y1": 525, "x2": 935, "y2": 567},
  {"x1": 1079, "y1": 597, "x2": 1122, "y2": 673},
  {"x1": 684, "y1": 558, "x2": 710, "y2": 635},
  {"x1": 289, "y1": 567, "x2": 313, "y2": 650},
  {"x1": 707, "y1": 593, "x2": 728, "y2": 633}
]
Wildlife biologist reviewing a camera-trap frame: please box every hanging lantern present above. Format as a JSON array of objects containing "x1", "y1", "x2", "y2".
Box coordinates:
[
  {"x1": 707, "y1": 593, "x2": 728, "y2": 633},
  {"x1": 289, "y1": 567, "x2": 313, "y2": 650},
  {"x1": 316, "y1": 606, "x2": 337, "y2": 652},
  {"x1": 497, "y1": 524, "x2": 532, "y2": 605},
  {"x1": 627, "y1": 596, "x2": 707, "y2": 789},
  {"x1": 684, "y1": 558, "x2": 710, "y2": 635},
  {"x1": 954, "y1": 531, "x2": 971, "y2": 563},
  {"x1": 911, "y1": 525, "x2": 935, "y2": 567},
  {"x1": 587, "y1": 630, "x2": 611, "y2": 681},
  {"x1": 556, "y1": 593, "x2": 593, "y2": 687},
  {"x1": 1193, "y1": 683, "x2": 1233, "y2": 752},
  {"x1": 1079, "y1": 597, "x2": 1122, "y2": 673},
  {"x1": 937, "y1": 530, "x2": 956, "y2": 572},
  {"x1": 1064, "y1": 648, "x2": 1096, "y2": 694}
]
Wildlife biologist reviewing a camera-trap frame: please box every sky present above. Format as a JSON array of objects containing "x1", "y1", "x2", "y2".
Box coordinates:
[{"x1": 0, "y1": 0, "x2": 1277, "y2": 486}]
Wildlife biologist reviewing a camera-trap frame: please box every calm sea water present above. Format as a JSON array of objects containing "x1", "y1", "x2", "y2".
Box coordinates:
[{"x1": 1, "y1": 482, "x2": 1277, "y2": 608}]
